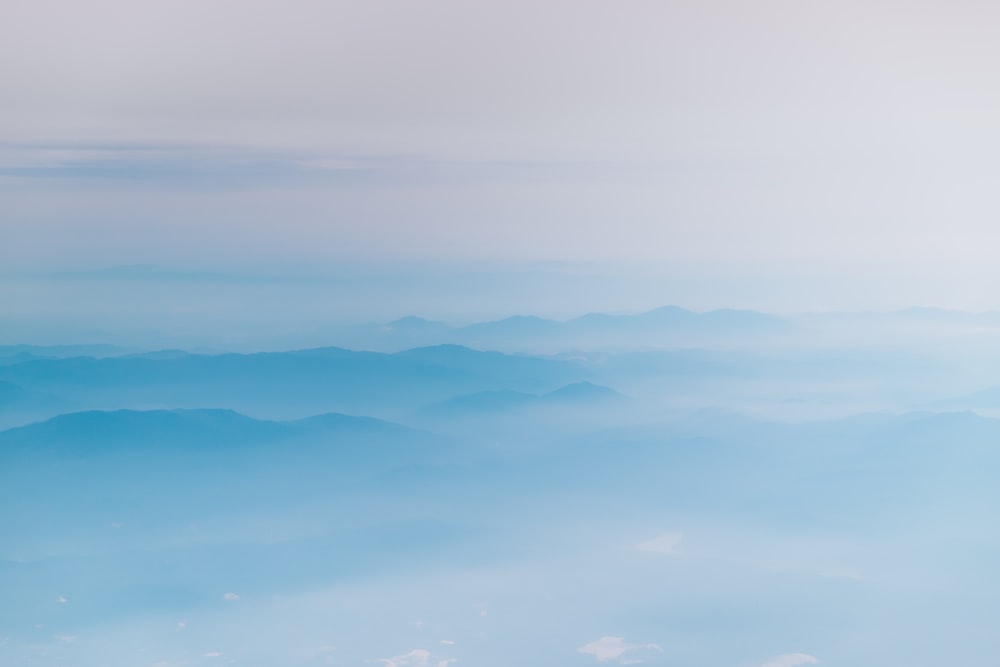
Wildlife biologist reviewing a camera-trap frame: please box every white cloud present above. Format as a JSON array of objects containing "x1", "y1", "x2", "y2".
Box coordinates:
[
  {"x1": 635, "y1": 532, "x2": 684, "y2": 556},
  {"x1": 222, "y1": 592, "x2": 240, "y2": 601},
  {"x1": 757, "y1": 653, "x2": 819, "y2": 667},
  {"x1": 380, "y1": 649, "x2": 431, "y2": 667},
  {"x1": 578, "y1": 636, "x2": 662, "y2": 663}
]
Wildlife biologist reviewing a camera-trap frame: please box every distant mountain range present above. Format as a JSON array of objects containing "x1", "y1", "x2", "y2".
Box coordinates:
[
  {"x1": 930, "y1": 386, "x2": 1000, "y2": 411},
  {"x1": 0, "y1": 408, "x2": 426, "y2": 454},
  {"x1": 330, "y1": 306, "x2": 794, "y2": 351},
  {"x1": 425, "y1": 381, "x2": 626, "y2": 415},
  {"x1": 0, "y1": 344, "x2": 588, "y2": 423},
  {"x1": 10, "y1": 304, "x2": 1000, "y2": 362},
  {"x1": 0, "y1": 344, "x2": 133, "y2": 365}
]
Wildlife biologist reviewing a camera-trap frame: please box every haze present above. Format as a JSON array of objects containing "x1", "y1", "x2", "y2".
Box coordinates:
[
  {"x1": 4, "y1": 0, "x2": 1000, "y2": 282},
  {"x1": 4, "y1": 3, "x2": 1000, "y2": 667}
]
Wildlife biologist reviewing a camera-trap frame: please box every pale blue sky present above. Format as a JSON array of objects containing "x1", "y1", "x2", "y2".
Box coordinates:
[{"x1": 3, "y1": 0, "x2": 1000, "y2": 307}]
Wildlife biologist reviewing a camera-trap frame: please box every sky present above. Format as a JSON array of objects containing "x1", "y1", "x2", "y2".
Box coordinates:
[
  {"x1": 3, "y1": 0, "x2": 1000, "y2": 310},
  {"x1": 8, "y1": 6, "x2": 1000, "y2": 664}
]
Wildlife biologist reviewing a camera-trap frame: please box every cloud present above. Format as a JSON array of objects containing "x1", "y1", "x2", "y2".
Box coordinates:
[
  {"x1": 222, "y1": 592, "x2": 240, "y2": 601},
  {"x1": 757, "y1": 653, "x2": 819, "y2": 667},
  {"x1": 380, "y1": 649, "x2": 431, "y2": 667},
  {"x1": 578, "y1": 637, "x2": 662, "y2": 663},
  {"x1": 634, "y1": 532, "x2": 684, "y2": 556},
  {"x1": 380, "y1": 647, "x2": 456, "y2": 667}
]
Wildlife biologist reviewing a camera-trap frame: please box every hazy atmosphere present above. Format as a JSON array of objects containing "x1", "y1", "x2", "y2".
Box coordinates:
[
  {"x1": 3, "y1": 2, "x2": 1000, "y2": 667},
  {"x1": 5, "y1": 1, "x2": 1000, "y2": 275}
]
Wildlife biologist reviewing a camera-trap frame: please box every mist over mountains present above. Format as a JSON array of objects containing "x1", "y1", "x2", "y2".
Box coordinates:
[
  {"x1": 4, "y1": 303, "x2": 1000, "y2": 667},
  {"x1": 344, "y1": 306, "x2": 792, "y2": 352},
  {"x1": 9, "y1": 0, "x2": 1000, "y2": 660}
]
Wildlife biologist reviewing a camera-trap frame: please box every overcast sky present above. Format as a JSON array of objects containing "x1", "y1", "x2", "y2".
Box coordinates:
[{"x1": 3, "y1": 1, "x2": 1000, "y2": 287}]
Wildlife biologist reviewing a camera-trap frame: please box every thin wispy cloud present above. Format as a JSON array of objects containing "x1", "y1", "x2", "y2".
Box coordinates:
[
  {"x1": 634, "y1": 532, "x2": 684, "y2": 556},
  {"x1": 757, "y1": 653, "x2": 819, "y2": 667},
  {"x1": 379, "y1": 649, "x2": 432, "y2": 667},
  {"x1": 578, "y1": 636, "x2": 662, "y2": 663}
]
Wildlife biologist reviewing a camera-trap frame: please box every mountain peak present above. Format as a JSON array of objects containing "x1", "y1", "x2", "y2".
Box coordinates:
[{"x1": 543, "y1": 381, "x2": 625, "y2": 402}]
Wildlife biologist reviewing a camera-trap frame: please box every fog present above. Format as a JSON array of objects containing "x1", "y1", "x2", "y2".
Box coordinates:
[
  {"x1": 4, "y1": 303, "x2": 1000, "y2": 666},
  {"x1": 5, "y1": 1, "x2": 1000, "y2": 664}
]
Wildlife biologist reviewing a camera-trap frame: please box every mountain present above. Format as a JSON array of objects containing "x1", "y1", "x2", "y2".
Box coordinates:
[
  {"x1": 542, "y1": 381, "x2": 626, "y2": 403},
  {"x1": 423, "y1": 381, "x2": 626, "y2": 416},
  {"x1": 310, "y1": 306, "x2": 793, "y2": 352},
  {"x1": 289, "y1": 411, "x2": 420, "y2": 437},
  {"x1": 453, "y1": 306, "x2": 791, "y2": 350},
  {"x1": 0, "y1": 344, "x2": 132, "y2": 366},
  {"x1": 930, "y1": 386, "x2": 1000, "y2": 411},
  {"x1": 120, "y1": 349, "x2": 192, "y2": 360},
  {"x1": 0, "y1": 408, "x2": 429, "y2": 459},
  {"x1": 0, "y1": 345, "x2": 587, "y2": 418},
  {"x1": 0, "y1": 408, "x2": 283, "y2": 455}
]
